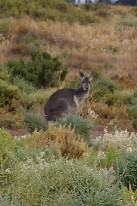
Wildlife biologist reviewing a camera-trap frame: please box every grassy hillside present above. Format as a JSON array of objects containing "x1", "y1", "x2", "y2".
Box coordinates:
[
  {"x1": 0, "y1": 1, "x2": 137, "y2": 205},
  {"x1": 0, "y1": 3, "x2": 137, "y2": 131},
  {"x1": 0, "y1": 0, "x2": 103, "y2": 23}
]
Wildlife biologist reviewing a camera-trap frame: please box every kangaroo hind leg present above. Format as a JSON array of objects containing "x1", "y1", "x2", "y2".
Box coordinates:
[{"x1": 49, "y1": 98, "x2": 69, "y2": 121}]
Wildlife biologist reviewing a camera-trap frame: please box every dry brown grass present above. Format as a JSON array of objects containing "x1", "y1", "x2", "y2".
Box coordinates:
[
  {"x1": 27, "y1": 124, "x2": 87, "y2": 158},
  {"x1": 0, "y1": 11, "x2": 136, "y2": 92},
  {"x1": 0, "y1": 13, "x2": 135, "y2": 86},
  {"x1": 110, "y1": 5, "x2": 130, "y2": 15},
  {"x1": 10, "y1": 17, "x2": 38, "y2": 35}
]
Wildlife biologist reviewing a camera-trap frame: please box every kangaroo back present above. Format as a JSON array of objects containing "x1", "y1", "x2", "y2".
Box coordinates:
[{"x1": 44, "y1": 71, "x2": 93, "y2": 121}]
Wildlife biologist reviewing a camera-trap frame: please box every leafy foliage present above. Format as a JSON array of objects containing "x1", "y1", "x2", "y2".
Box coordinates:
[
  {"x1": 116, "y1": 150, "x2": 137, "y2": 192},
  {"x1": 12, "y1": 76, "x2": 35, "y2": 94},
  {"x1": 0, "y1": 0, "x2": 101, "y2": 25},
  {"x1": 57, "y1": 114, "x2": 94, "y2": 138},
  {"x1": 6, "y1": 50, "x2": 68, "y2": 88},
  {"x1": 0, "y1": 108, "x2": 23, "y2": 129},
  {"x1": 0, "y1": 129, "x2": 17, "y2": 169},
  {"x1": 91, "y1": 78, "x2": 120, "y2": 106},
  {"x1": 24, "y1": 111, "x2": 48, "y2": 133},
  {"x1": 97, "y1": 145, "x2": 124, "y2": 169},
  {"x1": 0, "y1": 79, "x2": 20, "y2": 108},
  {"x1": 20, "y1": 88, "x2": 56, "y2": 110},
  {"x1": 1, "y1": 158, "x2": 123, "y2": 206}
]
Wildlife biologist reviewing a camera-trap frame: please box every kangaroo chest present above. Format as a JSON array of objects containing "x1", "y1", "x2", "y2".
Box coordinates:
[{"x1": 73, "y1": 92, "x2": 89, "y2": 107}]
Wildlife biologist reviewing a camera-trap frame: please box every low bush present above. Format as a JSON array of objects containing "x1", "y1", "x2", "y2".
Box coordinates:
[
  {"x1": 82, "y1": 2, "x2": 108, "y2": 12},
  {"x1": 23, "y1": 32, "x2": 47, "y2": 50},
  {"x1": 20, "y1": 88, "x2": 56, "y2": 110},
  {"x1": 24, "y1": 111, "x2": 48, "y2": 133},
  {"x1": 15, "y1": 146, "x2": 56, "y2": 164},
  {"x1": 81, "y1": 144, "x2": 124, "y2": 170},
  {"x1": 118, "y1": 14, "x2": 137, "y2": 27},
  {"x1": 57, "y1": 114, "x2": 94, "y2": 138},
  {"x1": 0, "y1": 79, "x2": 20, "y2": 108},
  {"x1": 116, "y1": 150, "x2": 137, "y2": 192},
  {"x1": 1, "y1": 158, "x2": 123, "y2": 206},
  {"x1": 27, "y1": 124, "x2": 87, "y2": 158},
  {"x1": 5, "y1": 50, "x2": 68, "y2": 88},
  {"x1": 97, "y1": 145, "x2": 124, "y2": 169},
  {"x1": 0, "y1": 21, "x2": 11, "y2": 32},
  {"x1": 12, "y1": 76, "x2": 35, "y2": 94},
  {"x1": 0, "y1": 65, "x2": 11, "y2": 83},
  {"x1": 0, "y1": 0, "x2": 101, "y2": 25},
  {"x1": 75, "y1": 12, "x2": 100, "y2": 25},
  {"x1": 91, "y1": 77, "x2": 120, "y2": 106},
  {"x1": 121, "y1": 185, "x2": 137, "y2": 204},
  {"x1": 0, "y1": 108, "x2": 23, "y2": 129},
  {"x1": 0, "y1": 129, "x2": 17, "y2": 169}
]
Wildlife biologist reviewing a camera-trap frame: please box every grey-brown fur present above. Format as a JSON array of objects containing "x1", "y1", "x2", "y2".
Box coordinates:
[{"x1": 44, "y1": 71, "x2": 93, "y2": 121}]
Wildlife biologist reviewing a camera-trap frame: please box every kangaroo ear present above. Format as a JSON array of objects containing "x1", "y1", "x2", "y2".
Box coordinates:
[
  {"x1": 79, "y1": 72, "x2": 85, "y2": 80},
  {"x1": 89, "y1": 72, "x2": 93, "y2": 81}
]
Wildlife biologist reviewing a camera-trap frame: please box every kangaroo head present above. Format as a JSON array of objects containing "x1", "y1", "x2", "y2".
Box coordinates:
[{"x1": 79, "y1": 71, "x2": 93, "y2": 91}]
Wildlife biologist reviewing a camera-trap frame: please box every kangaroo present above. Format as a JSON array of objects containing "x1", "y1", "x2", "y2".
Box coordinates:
[{"x1": 44, "y1": 71, "x2": 93, "y2": 121}]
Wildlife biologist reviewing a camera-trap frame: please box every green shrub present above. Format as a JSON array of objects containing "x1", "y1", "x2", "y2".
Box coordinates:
[
  {"x1": 20, "y1": 88, "x2": 56, "y2": 110},
  {"x1": 23, "y1": 32, "x2": 47, "y2": 50},
  {"x1": 0, "y1": 21, "x2": 11, "y2": 32},
  {"x1": 56, "y1": 1, "x2": 68, "y2": 12},
  {"x1": 15, "y1": 146, "x2": 56, "y2": 164},
  {"x1": 91, "y1": 77, "x2": 120, "y2": 106},
  {"x1": 0, "y1": 108, "x2": 23, "y2": 129},
  {"x1": 2, "y1": 158, "x2": 123, "y2": 206},
  {"x1": 0, "y1": 0, "x2": 101, "y2": 25},
  {"x1": 81, "y1": 145, "x2": 124, "y2": 170},
  {"x1": 111, "y1": 90, "x2": 130, "y2": 107},
  {"x1": 6, "y1": 50, "x2": 68, "y2": 88},
  {"x1": 98, "y1": 145, "x2": 124, "y2": 169},
  {"x1": 81, "y1": 148, "x2": 98, "y2": 166},
  {"x1": 116, "y1": 150, "x2": 137, "y2": 192},
  {"x1": 118, "y1": 14, "x2": 137, "y2": 27},
  {"x1": 12, "y1": 76, "x2": 35, "y2": 94},
  {"x1": 57, "y1": 114, "x2": 94, "y2": 138},
  {"x1": 24, "y1": 111, "x2": 48, "y2": 133},
  {"x1": 0, "y1": 65, "x2": 11, "y2": 83},
  {"x1": 67, "y1": 7, "x2": 100, "y2": 25},
  {"x1": 0, "y1": 129, "x2": 17, "y2": 169},
  {"x1": 0, "y1": 79, "x2": 20, "y2": 108},
  {"x1": 82, "y1": 2, "x2": 108, "y2": 12},
  {"x1": 127, "y1": 90, "x2": 137, "y2": 105}
]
